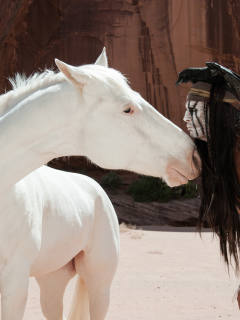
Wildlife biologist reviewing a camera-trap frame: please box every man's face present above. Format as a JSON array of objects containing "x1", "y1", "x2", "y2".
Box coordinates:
[{"x1": 183, "y1": 101, "x2": 207, "y2": 141}]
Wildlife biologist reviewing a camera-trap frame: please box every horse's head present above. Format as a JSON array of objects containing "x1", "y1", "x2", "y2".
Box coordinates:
[{"x1": 55, "y1": 48, "x2": 201, "y2": 187}]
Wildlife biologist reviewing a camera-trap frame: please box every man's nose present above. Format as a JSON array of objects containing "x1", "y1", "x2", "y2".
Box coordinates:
[{"x1": 183, "y1": 109, "x2": 191, "y2": 122}]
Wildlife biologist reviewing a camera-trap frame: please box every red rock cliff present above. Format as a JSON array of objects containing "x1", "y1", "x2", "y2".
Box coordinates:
[{"x1": 1, "y1": 0, "x2": 240, "y2": 171}]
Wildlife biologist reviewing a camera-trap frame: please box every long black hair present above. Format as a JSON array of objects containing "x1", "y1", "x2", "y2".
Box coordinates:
[{"x1": 196, "y1": 84, "x2": 240, "y2": 273}]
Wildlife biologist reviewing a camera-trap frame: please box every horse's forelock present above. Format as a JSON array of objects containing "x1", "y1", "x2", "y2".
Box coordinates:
[{"x1": 79, "y1": 64, "x2": 130, "y2": 91}]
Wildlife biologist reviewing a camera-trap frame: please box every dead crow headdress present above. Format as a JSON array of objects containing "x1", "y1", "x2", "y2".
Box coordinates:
[{"x1": 176, "y1": 63, "x2": 240, "y2": 273}]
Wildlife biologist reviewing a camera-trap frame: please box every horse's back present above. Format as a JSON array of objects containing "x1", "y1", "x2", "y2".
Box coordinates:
[
  {"x1": 21, "y1": 165, "x2": 109, "y2": 275},
  {"x1": 1, "y1": 165, "x2": 118, "y2": 276}
]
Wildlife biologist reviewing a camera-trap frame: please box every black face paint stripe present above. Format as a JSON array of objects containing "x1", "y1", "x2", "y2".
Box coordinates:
[
  {"x1": 188, "y1": 101, "x2": 199, "y2": 137},
  {"x1": 188, "y1": 101, "x2": 206, "y2": 136},
  {"x1": 194, "y1": 109, "x2": 205, "y2": 135},
  {"x1": 189, "y1": 108, "x2": 198, "y2": 136}
]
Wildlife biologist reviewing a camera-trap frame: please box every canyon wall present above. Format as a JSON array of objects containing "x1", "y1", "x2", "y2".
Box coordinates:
[{"x1": 1, "y1": 0, "x2": 240, "y2": 172}]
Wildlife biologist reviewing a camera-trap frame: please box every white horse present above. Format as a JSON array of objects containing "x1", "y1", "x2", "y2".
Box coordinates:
[{"x1": 0, "y1": 48, "x2": 200, "y2": 320}]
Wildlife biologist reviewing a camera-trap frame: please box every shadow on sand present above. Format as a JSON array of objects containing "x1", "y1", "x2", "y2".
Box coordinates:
[{"x1": 137, "y1": 225, "x2": 213, "y2": 233}]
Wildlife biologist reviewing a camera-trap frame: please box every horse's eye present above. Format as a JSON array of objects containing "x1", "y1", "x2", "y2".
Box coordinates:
[{"x1": 124, "y1": 108, "x2": 132, "y2": 113}]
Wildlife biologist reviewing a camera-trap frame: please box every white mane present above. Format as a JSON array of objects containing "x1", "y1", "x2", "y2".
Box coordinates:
[
  {"x1": 8, "y1": 69, "x2": 62, "y2": 91},
  {"x1": 0, "y1": 64, "x2": 129, "y2": 118},
  {"x1": 0, "y1": 69, "x2": 66, "y2": 118}
]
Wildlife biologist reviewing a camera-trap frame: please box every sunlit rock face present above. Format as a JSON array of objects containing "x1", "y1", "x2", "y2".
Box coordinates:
[
  {"x1": 1, "y1": 0, "x2": 240, "y2": 172},
  {"x1": 1, "y1": 0, "x2": 240, "y2": 128}
]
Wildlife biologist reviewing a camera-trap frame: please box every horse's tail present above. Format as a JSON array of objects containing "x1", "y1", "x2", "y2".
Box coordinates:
[{"x1": 68, "y1": 276, "x2": 90, "y2": 320}]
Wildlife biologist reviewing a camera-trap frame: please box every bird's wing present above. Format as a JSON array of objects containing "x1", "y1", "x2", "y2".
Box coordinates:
[{"x1": 206, "y1": 62, "x2": 240, "y2": 96}]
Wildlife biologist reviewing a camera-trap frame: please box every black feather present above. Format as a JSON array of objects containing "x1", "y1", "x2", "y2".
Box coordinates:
[
  {"x1": 206, "y1": 62, "x2": 240, "y2": 99},
  {"x1": 175, "y1": 62, "x2": 240, "y2": 99}
]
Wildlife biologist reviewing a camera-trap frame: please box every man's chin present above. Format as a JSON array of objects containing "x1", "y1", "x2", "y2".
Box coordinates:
[
  {"x1": 188, "y1": 131, "x2": 207, "y2": 141},
  {"x1": 188, "y1": 131, "x2": 197, "y2": 139}
]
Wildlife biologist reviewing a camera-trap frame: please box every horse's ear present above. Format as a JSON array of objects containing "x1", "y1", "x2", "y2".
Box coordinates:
[
  {"x1": 94, "y1": 47, "x2": 108, "y2": 67},
  {"x1": 55, "y1": 59, "x2": 90, "y2": 87}
]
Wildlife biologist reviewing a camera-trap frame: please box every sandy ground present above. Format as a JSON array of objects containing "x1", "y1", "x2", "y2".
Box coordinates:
[{"x1": 20, "y1": 226, "x2": 240, "y2": 320}]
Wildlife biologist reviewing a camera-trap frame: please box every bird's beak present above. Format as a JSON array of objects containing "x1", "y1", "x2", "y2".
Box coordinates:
[{"x1": 175, "y1": 78, "x2": 183, "y2": 87}]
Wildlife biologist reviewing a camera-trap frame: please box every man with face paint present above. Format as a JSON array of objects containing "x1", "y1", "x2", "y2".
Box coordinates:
[
  {"x1": 183, "y1": 101, "x2": 207, "y2": 141},
  {"x1": 176, "y1": 63, "x2": 240, "y2": 308},
  {"x1": 183, "y1": 81, "x2": 239, "y2": 142}
]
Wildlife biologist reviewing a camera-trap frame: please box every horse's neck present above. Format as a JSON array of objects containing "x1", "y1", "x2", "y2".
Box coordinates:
[{"x1": 0, "y1": 82, "x2": 84, "y2": 194}]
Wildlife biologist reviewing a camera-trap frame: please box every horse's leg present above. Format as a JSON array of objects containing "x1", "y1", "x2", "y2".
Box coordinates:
[
  {"x1": 73, "y1": 251, "x2": 118, "y2": 320},
  {"x1": 35, "y1": 260, "x2": 76, "y2": 320},
  {"x1": 69, "y1": 196, "x2": 119, "y2": 320},
  {"x1": 0, "y1": 254, "x2": 30, "y2": 320}
]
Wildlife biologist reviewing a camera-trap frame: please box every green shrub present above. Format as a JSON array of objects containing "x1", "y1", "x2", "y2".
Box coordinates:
[
  {"x1": 126, "y1": 175, "x2": 197, "y2": 202},
  {"x1": 126, "y1": 176, "x2": 162, "y2": 202},
  {"x1": 100, "y1": 172, "x2": 122, "y2": 191},
  {"x1": 183, "y1": 181, "x2": 198, "y2": 198}
]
